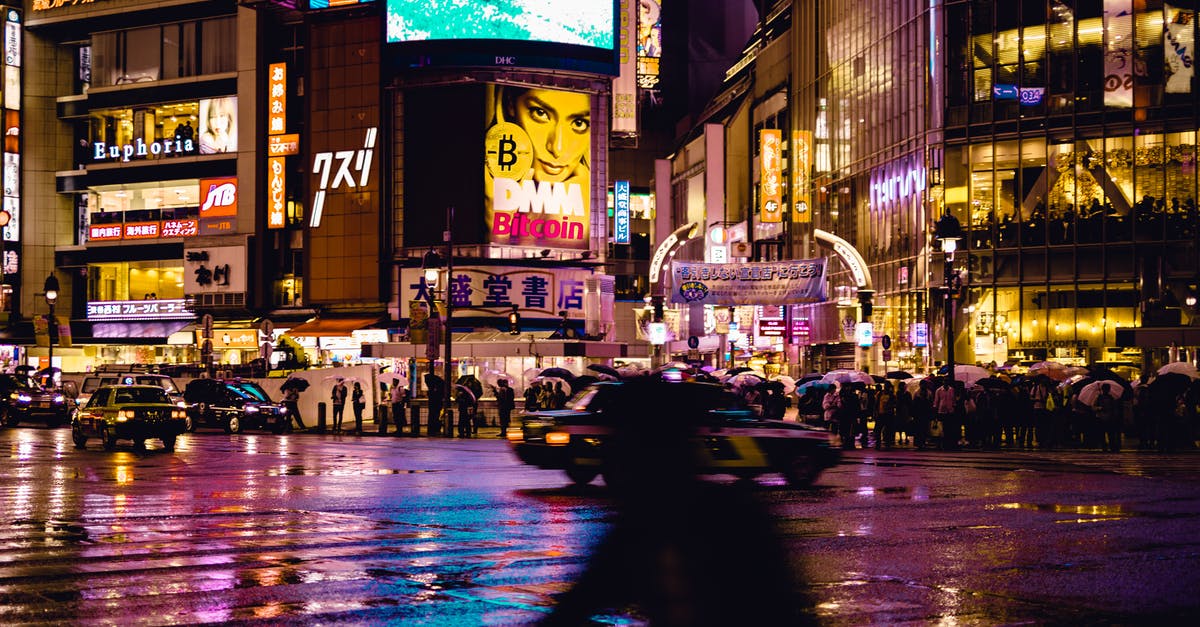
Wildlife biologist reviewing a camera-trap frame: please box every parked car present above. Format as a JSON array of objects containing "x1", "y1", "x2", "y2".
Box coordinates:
[
  {"x1": 0, "y1": 373, "x2": 73, "y2": 427},
  {"x1": 509, "y1": 380, "x2": 841, "y2": 487},
  {"x1": 183, "y1": 378, "x2": 289, "y2": 433},
  {"x1": 71, "y1": 384, "x2": 188, "y2": 451}
]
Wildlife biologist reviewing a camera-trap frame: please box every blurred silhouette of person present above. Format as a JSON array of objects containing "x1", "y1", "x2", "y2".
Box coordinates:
[
  {"x1": 541, "y1": 378, "x2": 816, "y2": 626},
  {"x1": 425, "y1": 374, "x2": 445, "y2": 435},
  {"x1": 495, "y1": 379, "x2": 515, "y2": 436},
  {"x1": 330, "y1": 378, "x2": 348, "y2": 432}
]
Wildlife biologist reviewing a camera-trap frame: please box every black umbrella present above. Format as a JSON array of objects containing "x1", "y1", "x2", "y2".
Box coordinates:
[
  {"x1": 1150, "y1": 372, "x2": 1193, "y2": 398},
  {"x1": 572, "y1": 375, "x2": 600, "y2": 390},
  {"x1": 797, "y1": 373, "x2": 824, "y2": 384},
  {"x1": 455, "y1": 374, "x2": 483, "y2": 400},
  {"x1": 726, "y1": 366, "x2": 754, "y2": 376},
  {"x1": 885, "y1": 370, "x2": 913, "y2": 379},
  {"x1": 538, "y1": 367, "x2": 576, "y2": 381},
  {"x1": 587, "y1": 364, "x2": 621, "y2": 378},
  {"x1": 973, "y1": 377, "x2": 1011, "y2": 390},
  {"x1": 280, "y1": 376, "x2": 310, "y2": 392},
  {"x1": 871, "y1": 374, "x2": 888, "y2": 384},
  {"x1": 14, "y1": 364, "x2": 34, "y2": 375}
]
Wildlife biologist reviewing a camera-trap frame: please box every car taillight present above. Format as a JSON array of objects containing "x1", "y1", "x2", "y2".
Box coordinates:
[
  {"x1": 545, "y1": 431, "x2": 570, "y2": 445},
  {"x1": 505, "y1": 428, "x2": 524, "y2": 443},
  {"x1": 117, "y1": 409, "x2": 135, "y2": 422},
  {"x1": 172, "y1": 409, "x2": 185, "y2": 419}
]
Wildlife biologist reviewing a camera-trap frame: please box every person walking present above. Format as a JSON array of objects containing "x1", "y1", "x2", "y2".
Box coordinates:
[
  {"x1": 496, "y1": 379, "x2": 516, "y2": 437},
  {"x1": 351, "y1": 381, "x2": 366, "y2": 434},
  {"x1": 873, "y1": 384, "x2": 896, "y2": 450},
  {"x1": 911, "y1": 382, "x2": 933, "y2": 449},
  {"x1": 836, "y1": 386, "x2": 859, "y2": 450},
  {"x1": 1093, "y1": 383, "x2": 1120, "y2": 452},
  {"x1": 283, "y1": 385, "x2": 306, "y2": 431},
  {"x1": 390, "y1": 378, "x2": 409, "y2": 434},
  {"x1": 331, "y1": 378, "x2": 348, "y2": 432},
  {"x1": 933, "y1": 379, "x2": 957, "y2": 450}
]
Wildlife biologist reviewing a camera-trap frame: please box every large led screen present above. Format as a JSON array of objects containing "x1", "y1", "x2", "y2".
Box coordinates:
[
  {"x1": 485, "y1": 84, "x2": 591, "y2": 251},
  {"x1": 198, "y1": 97, "x2": 237, "y2": 154},
  {"x1": 385, "y1": 0, "x2": 618, "y2": 75}
]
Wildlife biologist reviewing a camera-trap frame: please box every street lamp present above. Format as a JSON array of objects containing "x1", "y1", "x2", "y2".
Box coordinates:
[
  {"x1": 44, "y1": 274, "x2": 60, "y2": 376},
  {"x1": 934, "y1": 213, "x2": 963, "y2": 389}
]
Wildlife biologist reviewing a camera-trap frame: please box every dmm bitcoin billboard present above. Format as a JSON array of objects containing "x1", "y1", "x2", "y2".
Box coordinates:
[{"x1": 484, "y1": 84, "x2": 591, "y2": 251}]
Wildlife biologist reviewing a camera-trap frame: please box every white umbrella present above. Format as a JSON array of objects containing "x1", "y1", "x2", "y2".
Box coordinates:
[
  {"x1": 523, "y1": 367, "x2": 543, "y2": 381},
  {"x1": 1157, "y1": 362, "x2": 1199, "y2": 380},
  {"x1": 945, "y1": 365, "x2": 990, "y2": 387},
  {"x1": 388, "y1": 375, "x2": 410, "y2": 389},
  {"x1": 769, "y1": 374, "x2": 797, "y2": 395},
  {"x1": 1076, "y1": 380, "x2": 1123, "y2": 406},
  {"x1": 820, "y1": 369, "x2": 873, "y2": 386},
  {"x1": 482, "y1": 370, "x2": 515, "y2": 389}
]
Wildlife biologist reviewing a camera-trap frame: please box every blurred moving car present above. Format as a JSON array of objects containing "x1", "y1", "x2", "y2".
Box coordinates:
[
  {"x1": 0, "y1": 373, "x2": 73, "y2": 427},
  {"x1": 183, "y1": 378, "x2": 289, "y2": 433},
  {"x1": 509, "y1": 381, "x2": 840, "y2": 487},
  {"x1": 71, "y1": 384, "x2": 188, "y2": 451}
]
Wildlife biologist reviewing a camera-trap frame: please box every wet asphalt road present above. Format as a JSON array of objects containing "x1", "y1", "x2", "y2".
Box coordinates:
[{"x1": 1, "y1": 425, "x2": 1199, "y2": 625}]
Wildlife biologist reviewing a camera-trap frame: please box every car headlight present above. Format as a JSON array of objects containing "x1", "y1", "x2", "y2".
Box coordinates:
[
  {"x1": 54, "y1": 395, "x2": 66, "y2": 404},
  {"x1": 545, "y1": 431, "x2": 571, "y2": 445},
  {"x1": 245, "y1": 405, "x2": 260, "y2": 413},
  {"x1": 279, "y1": 406, "x2": 288, "y2": 415},
  {"x1": 16, "y1": 394, "x2": 31, "y2": 403}
]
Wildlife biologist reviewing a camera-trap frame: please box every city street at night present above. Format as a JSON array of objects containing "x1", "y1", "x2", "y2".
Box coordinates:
[{"x1": 2, "y1": 426, "x2": 1198, "y2": 625}]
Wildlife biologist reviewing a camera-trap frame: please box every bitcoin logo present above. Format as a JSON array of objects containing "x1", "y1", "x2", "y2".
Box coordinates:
[{"x1": 485, "y1": 122, "x2": 532, "y2": 180}]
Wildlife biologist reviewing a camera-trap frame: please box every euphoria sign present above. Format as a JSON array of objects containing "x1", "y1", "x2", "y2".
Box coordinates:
[{"x1": 670, "y1": 259, "x2": 828, "y2": 306}]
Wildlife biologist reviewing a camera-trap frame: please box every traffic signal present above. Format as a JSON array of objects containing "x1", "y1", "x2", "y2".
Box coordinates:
[{"x1": 508, "y1": 305, "x2": 521, "y2": 335}]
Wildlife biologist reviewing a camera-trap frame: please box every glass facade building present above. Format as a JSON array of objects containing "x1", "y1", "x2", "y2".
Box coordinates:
[{"x1": 791, "y1": 0, "x2": 1198, "y2": 374}]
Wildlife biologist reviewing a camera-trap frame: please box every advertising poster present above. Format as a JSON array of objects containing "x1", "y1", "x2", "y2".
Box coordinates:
[
  {"x1": 612, "y1": 0, "x2": 638, "y2": 134},
  {"x1": 4, "y1": 65, "x2": 17, "y2": 111},
  {"x1": 637, "y1": 0, "x2": 662, "y2": 89},
  {"x1": 3, "y1": 151, "x2": 16, "y2": 197},
  {"x1": 199, "y1": 96, "x2": 238, "y2": 154},
  {"x1": 1103, "y1": 0, "x2": 1133, "y2": 108},
  {"x1": 2, "y1": 195, "x2": 16, "y2": 242},
  {"x1": 484, "y1": 84, "x2": 591, "y2": 251},
  {"x1": 1165, "y1": 4, "x2": 1195, "y2": 94},
  {"x1": 792, "y1": 130, "x2": 812, "y2": 223},
  {"x1": 759, "y1": 129, "x2": 783, "y2": 222},
  {"x1": 670, "y1": 259, "x2": 828, "y2": 306}
]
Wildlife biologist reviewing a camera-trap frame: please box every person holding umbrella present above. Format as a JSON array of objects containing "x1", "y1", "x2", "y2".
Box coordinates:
[
  {"x1": 281, "y1": 377, "x2": 309, "y2": 431},
  {"x1": 390, "y1": 378, "x2": 409, "y2": 434}
]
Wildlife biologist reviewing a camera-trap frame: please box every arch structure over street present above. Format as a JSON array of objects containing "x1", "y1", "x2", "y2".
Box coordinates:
[{"x1": 813, "y1": 228, "x2": 873, "y2": 291}]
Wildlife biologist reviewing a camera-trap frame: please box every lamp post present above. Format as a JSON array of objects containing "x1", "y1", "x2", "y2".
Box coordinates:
[
  {"x1": 44, "y1": 274, "x2": 60, "y2": 375},
  {"x1": 934, "y1": 213, "x2": 963, "y2": 390},
  {"x1": 440, "y1": 206, "x2": 454, "y2": 436}
]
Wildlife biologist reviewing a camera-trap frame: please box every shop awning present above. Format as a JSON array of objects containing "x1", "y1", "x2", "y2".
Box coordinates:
[{"x1": 285, "y1": 317, "x2": 383, "y2": 337}]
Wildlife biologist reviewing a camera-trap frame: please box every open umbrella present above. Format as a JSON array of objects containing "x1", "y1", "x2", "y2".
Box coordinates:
[
  {"x1": 481, "y1": 371, "x2": 513, "y2": 389},
  {"x1": 1157, "y1": 361, "x2": 1199, "y2": 380},
  {"x1": 944, "y1": 364, "x2": 990, "y2": 387},
  {"x1": 453, "y1": 384, "x2": 477, "y2": 403},
  {"x1": 769, "y1": 374, "x2": 797, "y2": 395},
  {"x1": 280, "y1": 376, "x2": 311, "y2": 393},
  {"x1": 1076, "y1": 380, "x2": 1123, "y2": 406},
  {"x1": 587, "y1": 364, "x2": 621, "y2": 378},
  {"x1": 726, "y1": 366, "x2": 755, "y2": 376},
  {"x1": 971, "y1": 377, "x2": 1011, "y2": 391},
  {"x1": 1028, "y1": 360, "x2": 1071, "y2": 381},
  {"x1": 523, "y1": 367, "x2": 544, "y2": 381},
  {"x1": 885, "y1": 371, "x2": 913, "y2": 379},
  {"x1": 455, "y1": 374, "x2": 483, "y2": 401},
  {"x1": 1149, "y1": 372, "x2": 1194, "y2": 400},
  {"x1": 533, "y1": 376, "x2": 570, "y2": 392},
  {"x1": 797, "y1": 380, "x2": 835, "y2": 395},
  {"x1": 821, "y1": 369, "x2": 874, "y2": 386},
  {"x1": 797, "y1": 373, "x2": 824, "y2": 384},
  {"x1": 538, "y1": 367, "x2": 576, "y2": 381}
]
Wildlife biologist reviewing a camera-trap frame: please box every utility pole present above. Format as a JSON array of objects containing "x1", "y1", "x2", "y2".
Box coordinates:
[{"x1": 442, "y1": 206, "x2": 454, "y2": 437}]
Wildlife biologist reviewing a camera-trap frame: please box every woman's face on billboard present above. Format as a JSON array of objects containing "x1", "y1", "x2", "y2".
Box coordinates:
[{"x1": 511, "y1": 89, "x2": 590, "y2": 183}]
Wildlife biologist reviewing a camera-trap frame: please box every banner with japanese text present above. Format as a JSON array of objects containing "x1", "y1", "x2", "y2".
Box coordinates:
[
  {"x1": 792, "y1": 130, "x2": 812, "y2": 223},
  {"x1": 669, "y1": 259, "x2": 827, "y2": 306},
  {"x1": 399, "y1": 266, "x2": 597, "y2": 319},
  {"x1": 759, "y1": 129, "x2": 782, "y2": 222}
]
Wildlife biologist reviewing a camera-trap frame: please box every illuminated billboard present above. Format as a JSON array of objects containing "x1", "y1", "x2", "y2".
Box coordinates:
[
  {"x1": 384, "y1": 0, "x2": 618, "y2": 75},
  {"x1": 485, "y1": 84, "x2": 591, "y2": 251},
  {"x1": 198, "y1": 96, "x2": 237, "y2": 154}
]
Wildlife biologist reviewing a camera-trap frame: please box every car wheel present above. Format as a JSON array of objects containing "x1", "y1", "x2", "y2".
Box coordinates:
[
  {"x1": 781, "y1": 454, "x2": 818, "y2": 488},
  {"x1": 226, "y1": 415, "x2": 242, "y2": 434},
  {"x1": 565, "y1": 468, "x2": 598, "y2": 486},
  {"x1": 184, "y1": 414, "x2": 195, "y2": 432},
  {"x1": 101, "y1": 425, "x2": 118, "y2": 451},
  {"x1": 71, "y1": 426, "x2": 88, "y2": 449},
  {"x1": 161, "y1": 435, "x2": 177, "y2": 453}
]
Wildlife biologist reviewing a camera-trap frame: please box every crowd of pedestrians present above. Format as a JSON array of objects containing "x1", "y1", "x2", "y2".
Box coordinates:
[{"x1": 816, "y1": 375, "x2": 1200, "y2": 452}]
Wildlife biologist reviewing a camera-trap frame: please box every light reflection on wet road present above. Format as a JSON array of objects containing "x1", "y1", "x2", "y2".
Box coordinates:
[{"x1": 2, "y1": 426, "x2": 1200, "y2": 625}]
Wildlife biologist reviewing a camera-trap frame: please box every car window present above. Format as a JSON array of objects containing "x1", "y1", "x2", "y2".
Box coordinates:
[
  {"x1": 569, "y1": 388, "x2": 599, "y2": 411},
  {"x1": 88, "y1": 388, "x2": 111, "y2": 408},
  {"x1": 116, "y1": 388, "x2": 171, "y2": 404},
  {"x1": 230, "y1": 382, "x2": 270, "y2": 402},
  {"x1": 135, "y1": 376, "x2": 179, "y2": 394}
]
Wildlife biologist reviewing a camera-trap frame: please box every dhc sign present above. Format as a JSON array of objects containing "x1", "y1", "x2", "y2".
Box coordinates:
[{"x1": 870, "y1": 154, "x2": 925, "y2": 209}]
